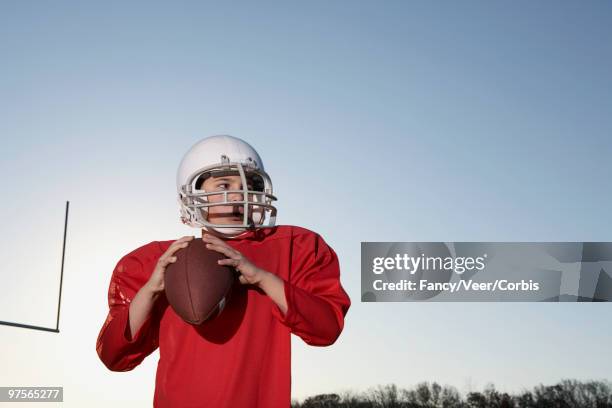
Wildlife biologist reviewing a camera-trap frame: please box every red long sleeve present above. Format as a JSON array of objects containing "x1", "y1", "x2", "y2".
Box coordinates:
[
  {"x1": 270, "y1": 232, "x2": 351, "y2": 346},
  {"x1": 96, "y1": 227, "x2": 350, "y2": 407},
  {"x1": 96, "y1": 250, "x2": 161, "y2": 372}
]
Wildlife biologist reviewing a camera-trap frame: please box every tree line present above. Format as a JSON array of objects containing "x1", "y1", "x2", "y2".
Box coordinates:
[{"x1": 291, "y1": 379, "x2": 612, "y2": 408}]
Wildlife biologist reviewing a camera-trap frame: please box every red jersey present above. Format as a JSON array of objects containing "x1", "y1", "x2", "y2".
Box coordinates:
[{"x1": 96, "y1": 225, "x2": 351, "y2": 407}]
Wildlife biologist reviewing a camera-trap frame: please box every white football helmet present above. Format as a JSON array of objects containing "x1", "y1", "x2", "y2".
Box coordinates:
[{"x1": 176, "y1": 134, "x2": 278, "y2": 238}]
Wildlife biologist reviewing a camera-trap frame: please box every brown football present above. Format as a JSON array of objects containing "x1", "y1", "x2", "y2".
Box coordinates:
[{"x1": 164, "y1": 238, "x2": 235, "y2": 325}]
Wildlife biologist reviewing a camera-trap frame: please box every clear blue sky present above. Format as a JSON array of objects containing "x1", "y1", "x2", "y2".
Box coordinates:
[{"x1": 1, "y1": 1, "x2": 611, "y2": 405}]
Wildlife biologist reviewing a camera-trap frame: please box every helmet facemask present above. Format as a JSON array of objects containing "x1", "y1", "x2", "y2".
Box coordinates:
[{"x1": 178, "y1": 156, "x2": 277, "y2": 238}]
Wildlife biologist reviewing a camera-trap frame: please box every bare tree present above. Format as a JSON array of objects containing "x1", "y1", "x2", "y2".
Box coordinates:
[{"x1": 292, "y1": 379, "x2": 612, "y2": 408}]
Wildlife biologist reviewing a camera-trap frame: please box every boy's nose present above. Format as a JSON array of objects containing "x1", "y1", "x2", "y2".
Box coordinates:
[{"x1": 228, "y1": 191, "x2": 243, "y2": 201}]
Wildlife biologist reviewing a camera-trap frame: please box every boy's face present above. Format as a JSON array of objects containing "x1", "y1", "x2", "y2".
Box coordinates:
[{"x1": 201, "y1": 174, "x2": 255, "y2": 225}]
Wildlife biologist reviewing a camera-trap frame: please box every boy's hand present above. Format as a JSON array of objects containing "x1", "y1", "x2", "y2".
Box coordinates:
[
  {"x1": 144, "y1": 235, "x2": 195, "y2": 295},
  {"x1": 202, "y1": 233, "x2": 268, "y2": 286}
]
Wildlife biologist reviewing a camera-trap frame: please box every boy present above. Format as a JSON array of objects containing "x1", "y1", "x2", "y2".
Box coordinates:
[{"x1": 96, "y1": 134, "x2": 351, "y2": 407}]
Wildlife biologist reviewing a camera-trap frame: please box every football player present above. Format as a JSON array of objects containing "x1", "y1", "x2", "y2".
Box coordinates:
[{"x1": 96, "y1": 134, "x2": 351, "y2": 407}]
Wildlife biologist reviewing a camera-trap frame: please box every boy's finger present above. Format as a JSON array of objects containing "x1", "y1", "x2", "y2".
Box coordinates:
[
  {"x1": 202, "y1": 233, "x2": 227, "y2": 246},
  {"x1": 218, "y1": 258, "x2": 238, "y2": 266},
  {"x1": 169, "y1": 237, "x2": 193, "y2": 250},
  {"x1": 205, "y1": 243, "x2": 236, "y2": 258},
  {"x1": 165, "y1": 242, "x2": 189, "y2": 256}
]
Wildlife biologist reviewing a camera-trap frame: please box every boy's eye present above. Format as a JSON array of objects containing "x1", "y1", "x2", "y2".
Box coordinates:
[{"x1": 216, "y1": 183, "x2": 253, "y2": 190}]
